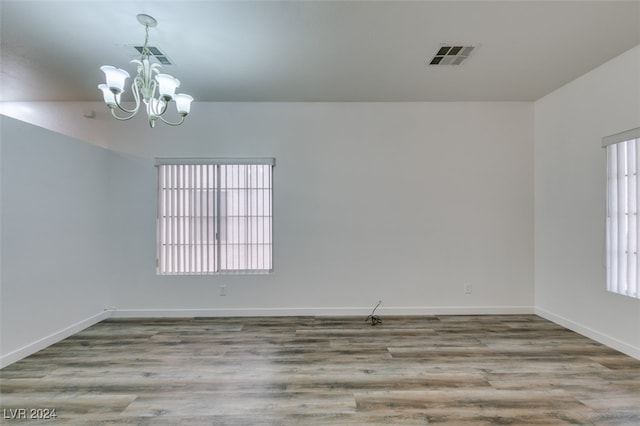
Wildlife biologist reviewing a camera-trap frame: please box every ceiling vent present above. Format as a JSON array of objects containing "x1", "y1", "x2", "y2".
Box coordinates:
[
  {"x1": 429, "y1": 45, "x2": 475, "y2": 66},
  {"x1": 133, "y1": 45, "x2": 173, "y2": 65}
]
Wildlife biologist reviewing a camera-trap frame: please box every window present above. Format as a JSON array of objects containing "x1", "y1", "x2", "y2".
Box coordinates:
[
  {"x1": 604, "y1": 128, "x2": 639, "y2": 299},
  {"x1": 156, "y1": 158, "x2": 274, "y2": 275}
]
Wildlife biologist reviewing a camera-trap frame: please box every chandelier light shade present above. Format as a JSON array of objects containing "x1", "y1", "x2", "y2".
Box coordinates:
[{"x1": 98, "y1": 14, "x2": 193, "y2": 127}]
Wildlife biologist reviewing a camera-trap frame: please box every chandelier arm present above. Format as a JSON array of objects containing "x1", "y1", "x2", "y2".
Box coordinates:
[
  {"x1": 109, "y1": 108, "x2": 137, "y2": 121},
  {"x1": 147, "y1": 81, "x2": 172, "y2": 118},
  {"x1": 155, "y1": 95, "x2": 170, "y2": 116},
  {"x1": 114, "y1": 101, "x2": 138, "y2": 115},
  {"x1": 156, "y1": 115, "x2": 186, "y2": 126},
  {"x1": 160, "y1": 97, "x2": 169, "y2": 115},
  {"x1": 113, "y1": 82, "x2": 141, "y2": 114},
  {"x1": 133, "y1": 81, "x2": 142, "y2": 107}
]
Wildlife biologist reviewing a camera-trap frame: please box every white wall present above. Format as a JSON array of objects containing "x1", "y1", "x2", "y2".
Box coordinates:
[
  {"x1": 0, "y1": 116, "x2": 113, "y2": 366},
  {"x1": 103, "y1": 102, "x2": 535, "y2": 316},
  {"x1": 534, "y1": 45, "x2": 640, "y2": 359}
]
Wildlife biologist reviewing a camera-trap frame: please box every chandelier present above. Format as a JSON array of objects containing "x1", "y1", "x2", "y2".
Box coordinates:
[{"x1": 98, "y1": 14, "x2": 193, "y2": 127}]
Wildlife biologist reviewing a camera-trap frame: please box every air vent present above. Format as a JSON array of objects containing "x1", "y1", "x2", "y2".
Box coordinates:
[
  {"x1": 134, "y1": 45, "x2": 173, "y2": 65},
  {"x1": 429, "y1": 45, "x2": 475, "y2": 66}
]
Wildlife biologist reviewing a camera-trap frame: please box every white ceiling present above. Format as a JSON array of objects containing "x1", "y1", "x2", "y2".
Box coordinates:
[{"x1": 1, "y1": 0, "x2": 639, "y2": 102}]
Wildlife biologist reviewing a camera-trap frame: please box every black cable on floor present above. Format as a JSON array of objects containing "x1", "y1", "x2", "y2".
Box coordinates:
[{"x1": 365, "y1": 300, "x2": 382, "y2": 326}]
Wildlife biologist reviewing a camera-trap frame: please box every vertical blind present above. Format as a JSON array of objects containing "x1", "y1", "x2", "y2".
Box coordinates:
[
  {"x1": 604, "y1": 128, "x2": 639, "y2": 299},
  {"x1": 156, "y1": 159, "x2": 274, "y2": 275}
]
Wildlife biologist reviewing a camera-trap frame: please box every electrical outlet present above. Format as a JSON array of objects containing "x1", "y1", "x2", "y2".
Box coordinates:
[
  {"x1": 219, "y1": 285, "x2": 227, "y2": 296},
  {"x1": 464, "y1": 283, "x2": 472, "y2": 294}
]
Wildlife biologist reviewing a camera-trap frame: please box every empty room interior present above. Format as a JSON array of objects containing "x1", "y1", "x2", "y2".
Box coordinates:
[{"x1": 1, "y1": 0, "x2": 639, "y2": 424}]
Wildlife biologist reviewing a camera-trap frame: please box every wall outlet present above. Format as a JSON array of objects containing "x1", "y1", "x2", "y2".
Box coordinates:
[
  {"x1": 464, "y1": 283, "x2": 472, "y2": 294},
  {"x1": 219, "y1": 285, "x2": 227, "y2": 296}
]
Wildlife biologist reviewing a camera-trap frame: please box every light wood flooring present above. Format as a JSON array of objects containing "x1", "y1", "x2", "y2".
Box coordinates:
[{"x1": 1, "y1": 315, "x2": 639, "y2": 425}]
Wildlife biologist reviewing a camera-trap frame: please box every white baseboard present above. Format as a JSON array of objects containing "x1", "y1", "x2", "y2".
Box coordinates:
[
  {"x1": 535, "y1": 307, "x2": 640, "y2": 360},
  {"x1": 0, "y1": 310, "x2": 113, "y2": 368},
  {"x1": 110, "y1": 305, "x2": 534, "y2": 318}
]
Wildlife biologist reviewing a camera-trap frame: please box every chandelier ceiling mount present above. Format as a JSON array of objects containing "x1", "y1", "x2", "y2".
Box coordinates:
[{"x1": 136, "y1": 13, "x2": 157, "y2": 28}]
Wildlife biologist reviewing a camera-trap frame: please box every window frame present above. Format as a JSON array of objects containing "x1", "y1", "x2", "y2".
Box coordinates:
[
  {"x1": 155, "y1": 158, "x2": 275, "y2": 276},
  {"x1": 603, "y1": 128, "x2": 639, "y2": 299}
]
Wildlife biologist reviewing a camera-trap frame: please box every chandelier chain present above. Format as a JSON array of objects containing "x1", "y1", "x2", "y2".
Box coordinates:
[{"x1": 141, "y1": 24, "x2": 151, "y2": 60}]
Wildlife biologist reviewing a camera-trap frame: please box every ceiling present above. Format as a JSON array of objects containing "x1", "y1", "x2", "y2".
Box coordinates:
[{"x1": 1, "y1": 0, "x2": 639, "y2": 103}]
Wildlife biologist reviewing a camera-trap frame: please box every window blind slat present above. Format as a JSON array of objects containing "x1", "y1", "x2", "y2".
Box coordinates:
[
  {"x1": 172, "y1": 166, "x2": 175, "y2": 273},
  {"x1": 168, "y1": 165, "x2": 174, "y2": 274},
  {"x1": 177, "y1": 165, "x2": 182, "y2": 274},
  {"x1": 216, "y1": 164, "x2": 221, "y2": 271},
  {"x1": 157, "y1": 165, "x2": 163, "y2": 274},
  {"x1": 167, "y1": 166, "x2": 178, "y2": 273},
  {"x1": 607, "y1": 146, "x2": 617, "y2": 293},
  {"x1": 617, "y1": 144, "x2": 627, "y2": 294},
  {"x1": 189, "y1": 165, "x2": 193, "y2": 273},
  {"x1": 236, "y1": 165, "x2": 241, "y2": 270}
]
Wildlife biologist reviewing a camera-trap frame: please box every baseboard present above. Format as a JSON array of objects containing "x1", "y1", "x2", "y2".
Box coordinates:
[
  {"x1": 0, "y1": 310, "x2": 113, "y2": 368},
  {"x1": 110, "y1": 305, "x2": 534, "y2": 318},
  {"x1": 535, "y1": 307, "x2": 640, "y2": 360}
]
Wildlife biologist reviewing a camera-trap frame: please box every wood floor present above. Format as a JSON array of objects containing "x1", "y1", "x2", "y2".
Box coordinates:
[{"x1": 1, "y1": 315, "x2": 639, "y2": 425}]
